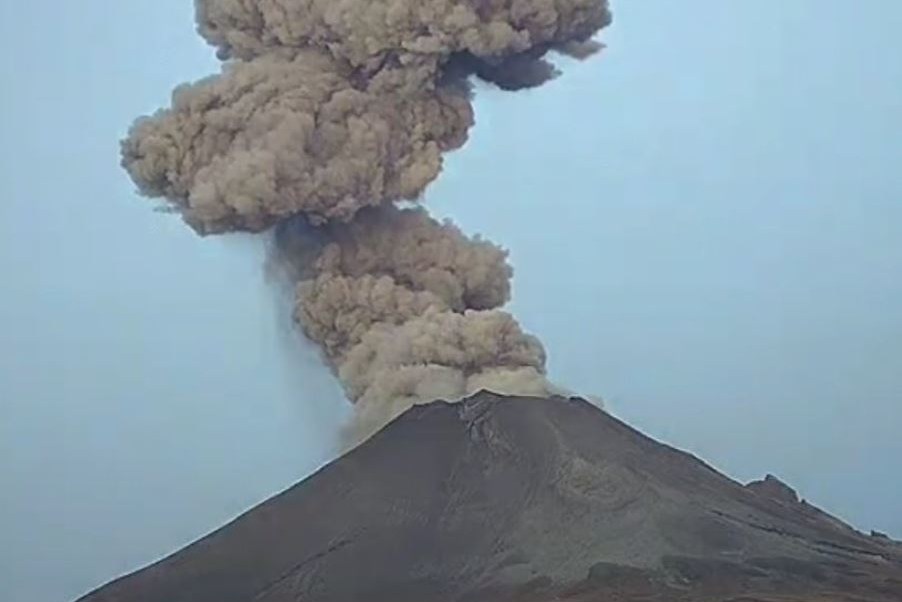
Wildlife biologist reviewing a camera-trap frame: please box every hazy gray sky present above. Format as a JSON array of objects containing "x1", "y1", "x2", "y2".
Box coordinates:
[{"x1": 2, "y1": 2, "x2": 900, "y2": 602}]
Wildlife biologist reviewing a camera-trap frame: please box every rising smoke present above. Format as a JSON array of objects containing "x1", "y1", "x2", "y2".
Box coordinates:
[{"x1": 122, "y1": 0, "x2": 612, "y2": 445}]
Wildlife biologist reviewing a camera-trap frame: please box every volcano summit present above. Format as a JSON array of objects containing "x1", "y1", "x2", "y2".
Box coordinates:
[{"x1": 77, "y1": 394, "x2": 902, "y2": 602}]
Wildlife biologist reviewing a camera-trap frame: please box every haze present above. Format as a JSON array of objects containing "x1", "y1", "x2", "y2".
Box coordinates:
[{"x1": 1, "y1": 2, "x2": 900, "y2": 602}]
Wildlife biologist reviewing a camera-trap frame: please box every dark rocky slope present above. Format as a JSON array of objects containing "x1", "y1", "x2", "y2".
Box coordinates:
[{"x1": 77, "y1": 393, "x2": 902, "y2": 601}]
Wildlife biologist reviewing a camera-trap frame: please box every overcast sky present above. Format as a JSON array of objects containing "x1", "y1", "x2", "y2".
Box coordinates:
[{"x1": 1, "y1": 2, "x2": 900, "y2": 601}]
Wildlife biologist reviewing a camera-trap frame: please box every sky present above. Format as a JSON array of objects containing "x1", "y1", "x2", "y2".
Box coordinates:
[{"x1": 1, "y1": 2, "x2": 900, "y2": 602}]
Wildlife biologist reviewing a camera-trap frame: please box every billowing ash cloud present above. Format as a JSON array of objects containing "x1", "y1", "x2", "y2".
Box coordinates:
[
  {"x1": 122, "y1": 0, "x2": 611, "y2": 445},
  {"x1": 194, "y1": 0, "x2": 609, "y2": 82},
  {"x1": 121, "y1": 51, "x2": 473, "y2": 234},
  {"x1": 286, "y1": 206, "x2": 544, "y2": 443}
]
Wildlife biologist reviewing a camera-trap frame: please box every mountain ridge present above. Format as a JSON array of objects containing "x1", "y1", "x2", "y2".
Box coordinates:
[{"x1": 76, "y1": 393, "x2": 902, "y2": 602}]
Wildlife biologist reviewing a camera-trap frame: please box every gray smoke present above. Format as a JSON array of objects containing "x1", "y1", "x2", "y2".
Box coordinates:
[{"x1": 122, "y1": 0, "x2": 612, "y2": 445}]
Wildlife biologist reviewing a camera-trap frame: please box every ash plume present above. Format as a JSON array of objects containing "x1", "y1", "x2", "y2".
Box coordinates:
[
  {"x1": 122, "y1": 0, "x2": 612, "y2": 444},
  {"x1": 121, "y1": 51, "x2": 473, "y2": 234}
]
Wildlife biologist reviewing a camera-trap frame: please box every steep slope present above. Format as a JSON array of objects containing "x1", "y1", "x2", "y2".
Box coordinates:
[{"x1": 77, "y1": 393, "x2": 902, "y2": 602}]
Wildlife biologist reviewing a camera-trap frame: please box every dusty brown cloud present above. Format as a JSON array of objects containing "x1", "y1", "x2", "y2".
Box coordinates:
[
  {"x1": 311, "y1": 206, "x2": 512, "y2": 311},
  {"x1": 296, "y1": 273, "x2": 449, "y2": 364},
  {"x1": 121, "y1": 51, "x2": 473, "y2": 234},
  {"x1": 123, "y1": 0, "x2": 611, "y2": 445},
  {"x1": 195, "y1": 0, "x2": 611, "y2": 71},
  {"x1": 284, "y1": 205, "x2": 548, "y2": 442},
  {"x1": 337, "y1": 308, "x2": 548, "y2": 444}
]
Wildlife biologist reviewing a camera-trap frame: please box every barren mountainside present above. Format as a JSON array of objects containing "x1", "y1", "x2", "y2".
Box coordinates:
[{"x1": 77, "y1": 393, "x2": 902, "y2": 601}]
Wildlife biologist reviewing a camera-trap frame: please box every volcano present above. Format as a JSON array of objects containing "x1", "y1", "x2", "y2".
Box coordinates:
[{"x1": 76, "y1": 393, "x2": 902, "y2": 601}]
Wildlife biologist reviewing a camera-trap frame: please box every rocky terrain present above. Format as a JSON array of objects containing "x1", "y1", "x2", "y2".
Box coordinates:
[{"x1": 77, "y1": 393, "x2": 902, "y2": 601}]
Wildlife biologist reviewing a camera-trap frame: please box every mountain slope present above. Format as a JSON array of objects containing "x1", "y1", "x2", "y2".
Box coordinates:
[{"x1": 76, "y1": 393, "x2": 902, "y2": 601}]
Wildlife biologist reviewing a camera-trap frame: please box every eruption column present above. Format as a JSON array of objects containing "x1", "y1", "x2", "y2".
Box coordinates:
[{"x1": 122, "y1": 0, "x2": 612, "y2": 444}]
